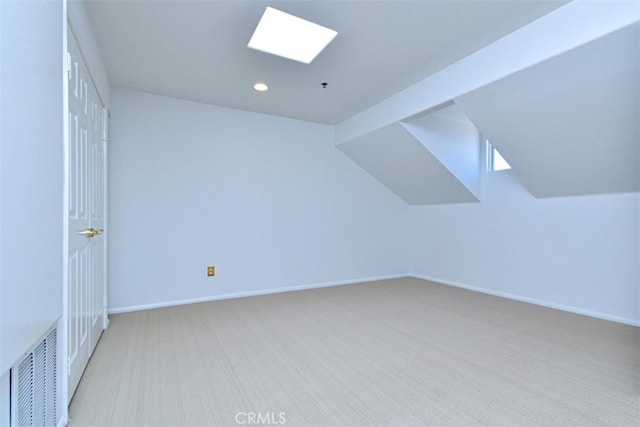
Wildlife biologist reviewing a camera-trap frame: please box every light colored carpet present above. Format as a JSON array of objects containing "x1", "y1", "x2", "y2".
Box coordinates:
[{"x1": 69, "y1": 278, "x2": 639, "y2": 426}]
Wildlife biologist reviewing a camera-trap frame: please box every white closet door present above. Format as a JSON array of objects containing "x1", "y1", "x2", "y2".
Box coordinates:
[{"x1": 66, "y1": 29, "x2": 107, "y2": 403}]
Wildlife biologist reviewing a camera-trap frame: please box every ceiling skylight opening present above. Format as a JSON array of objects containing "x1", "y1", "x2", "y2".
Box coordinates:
[
  {"x1": 253, "y1": 82, "x2": 269, "y2": 92},
  {"x1": 248, "y1": 7, "x2": 338, "y2": 64},
  {"x1": 486, "y1": 140, "x2": 511, "y2": 172}
]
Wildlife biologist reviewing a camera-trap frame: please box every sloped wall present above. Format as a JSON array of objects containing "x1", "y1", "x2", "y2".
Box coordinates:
[
  {"x1": 402, "y1": 103, "x2": 481, "y2": 199},
  {"x1": 338, "y1": 120, "x2": 479, "y2": 205},
  {"x1": 456, "y1": 23, "x2": 639, "y2": 198}
]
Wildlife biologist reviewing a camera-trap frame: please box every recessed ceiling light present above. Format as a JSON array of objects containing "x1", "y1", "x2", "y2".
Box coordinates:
[
  {"x1": 248, "y1": 7, "x2": 337, "y2": 64},
  {"x1": 253, "y1": 82, "x2": 269, "y2": 92}
]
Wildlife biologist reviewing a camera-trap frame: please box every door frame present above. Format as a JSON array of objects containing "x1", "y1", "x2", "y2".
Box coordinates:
[{"x1": 101, "y1": 106, "x2": 109, "y2": 331}]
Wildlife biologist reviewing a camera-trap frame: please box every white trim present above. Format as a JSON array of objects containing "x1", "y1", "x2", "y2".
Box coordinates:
[
  {"x1": 0, "y1": 371, "x2": 9, "y2": 427},
  {"x1": 108, "y1": 273, "x2": 640, "y2": 327},
  {"x1": 101, "y1": 107, "x2": 109, "y2": 332},
  {"x1": 108, "y1": 274, "x2": 407, "y2": 314},
  {"x1": 409, "y1": 274, "x2": 640, "y2": 327},
  {"x1": 60, "y1": 14, "x2": 70, "y2": 425},
  {"x1": 56, "y1": 316, "x2": 67, "y2": 427}
]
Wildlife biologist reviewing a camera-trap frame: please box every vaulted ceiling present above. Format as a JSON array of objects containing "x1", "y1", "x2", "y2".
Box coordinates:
[
  {"x1": 456, "y1": 22, "x2": 639, "y2": 199},
  {"x1": 333, "y1": 3, "x2": 639, "y2": 203},
  {"x1": 84, "y1": 0, "x2": 639, "y2": 204},
  {"x1": 85, "y1": 0, "x2": 567, "y2": 124},
  {"x1": 339, "y1": 20, "x2": 639, "y2": 204}
]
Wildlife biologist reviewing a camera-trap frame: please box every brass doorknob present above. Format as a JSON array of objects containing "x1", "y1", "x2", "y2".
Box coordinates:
[
  {"x1": 77, "y1": 228, "x2": 96, "y2": 238},
  {"x1": 77, "y1": 228, "x2": 103, "y2": 238}
]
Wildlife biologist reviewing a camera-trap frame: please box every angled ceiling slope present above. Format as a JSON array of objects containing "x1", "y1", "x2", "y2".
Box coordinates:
[
  {"x1": 402, "y1": 103, "x2": 482, "y2": 199},
  {"x1": 455, "y1": 22, "x2": 640, "y2": 198},
  {"x1": 337, "y1": 118, "x2": 480, "y2": 206}
]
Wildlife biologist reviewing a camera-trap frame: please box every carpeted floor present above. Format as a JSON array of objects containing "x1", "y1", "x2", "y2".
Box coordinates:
[{"x1": 69, "y1": 278, "x2": 640, "y2": 426}]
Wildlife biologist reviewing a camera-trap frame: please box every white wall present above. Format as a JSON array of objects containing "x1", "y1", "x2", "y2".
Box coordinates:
[
  {"x1": 411, "y1": 169, "x2": 639, "y2": 325},
  {"x1": 0, "y1": 0, "x2": 64, "y2": 375},
  {"x1": 109, "y1": 88, "x2": 638, "y2": 324},
  {"x1": 108, "y1": 88, "x2": 410, "y2": 312}
]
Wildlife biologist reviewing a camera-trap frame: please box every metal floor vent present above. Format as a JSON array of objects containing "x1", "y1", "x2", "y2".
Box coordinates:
[{"x1": 12, "y1": 328, "x2": 57, "y2": 427}]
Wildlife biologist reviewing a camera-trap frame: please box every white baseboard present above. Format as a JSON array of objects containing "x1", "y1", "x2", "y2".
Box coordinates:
[
  {"x1": 108, "y1": 273, "x2": 640, "y2": 327},
  {"x1": 108, "y1": 273, "x2": 407, "y2": 314},
  {"x1": 409, "y1": 274, "x2": 640, "y2": 327}
]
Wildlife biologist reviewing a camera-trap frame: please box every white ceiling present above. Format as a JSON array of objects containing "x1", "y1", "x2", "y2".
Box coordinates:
[
  {"x1": 456, "y1": 22, "x2": 639, "y2": 198},
  {"x1": 85, "y1": 0, "x2": 567, "y2": 124}
]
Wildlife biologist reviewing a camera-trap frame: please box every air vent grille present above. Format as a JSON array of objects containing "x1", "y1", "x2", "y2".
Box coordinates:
[{"x1": 13, "y1": 328, "x2": 57, "y2": 427}]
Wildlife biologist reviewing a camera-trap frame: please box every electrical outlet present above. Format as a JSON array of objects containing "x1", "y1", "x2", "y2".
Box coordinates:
[{"x1": 207, "y1": 266, "x2": 215, "y2": 277}]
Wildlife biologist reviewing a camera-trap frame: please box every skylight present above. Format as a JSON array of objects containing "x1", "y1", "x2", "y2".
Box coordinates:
[{"x1": 247, "y1": 7, "x2": 338, "y2": 64}]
